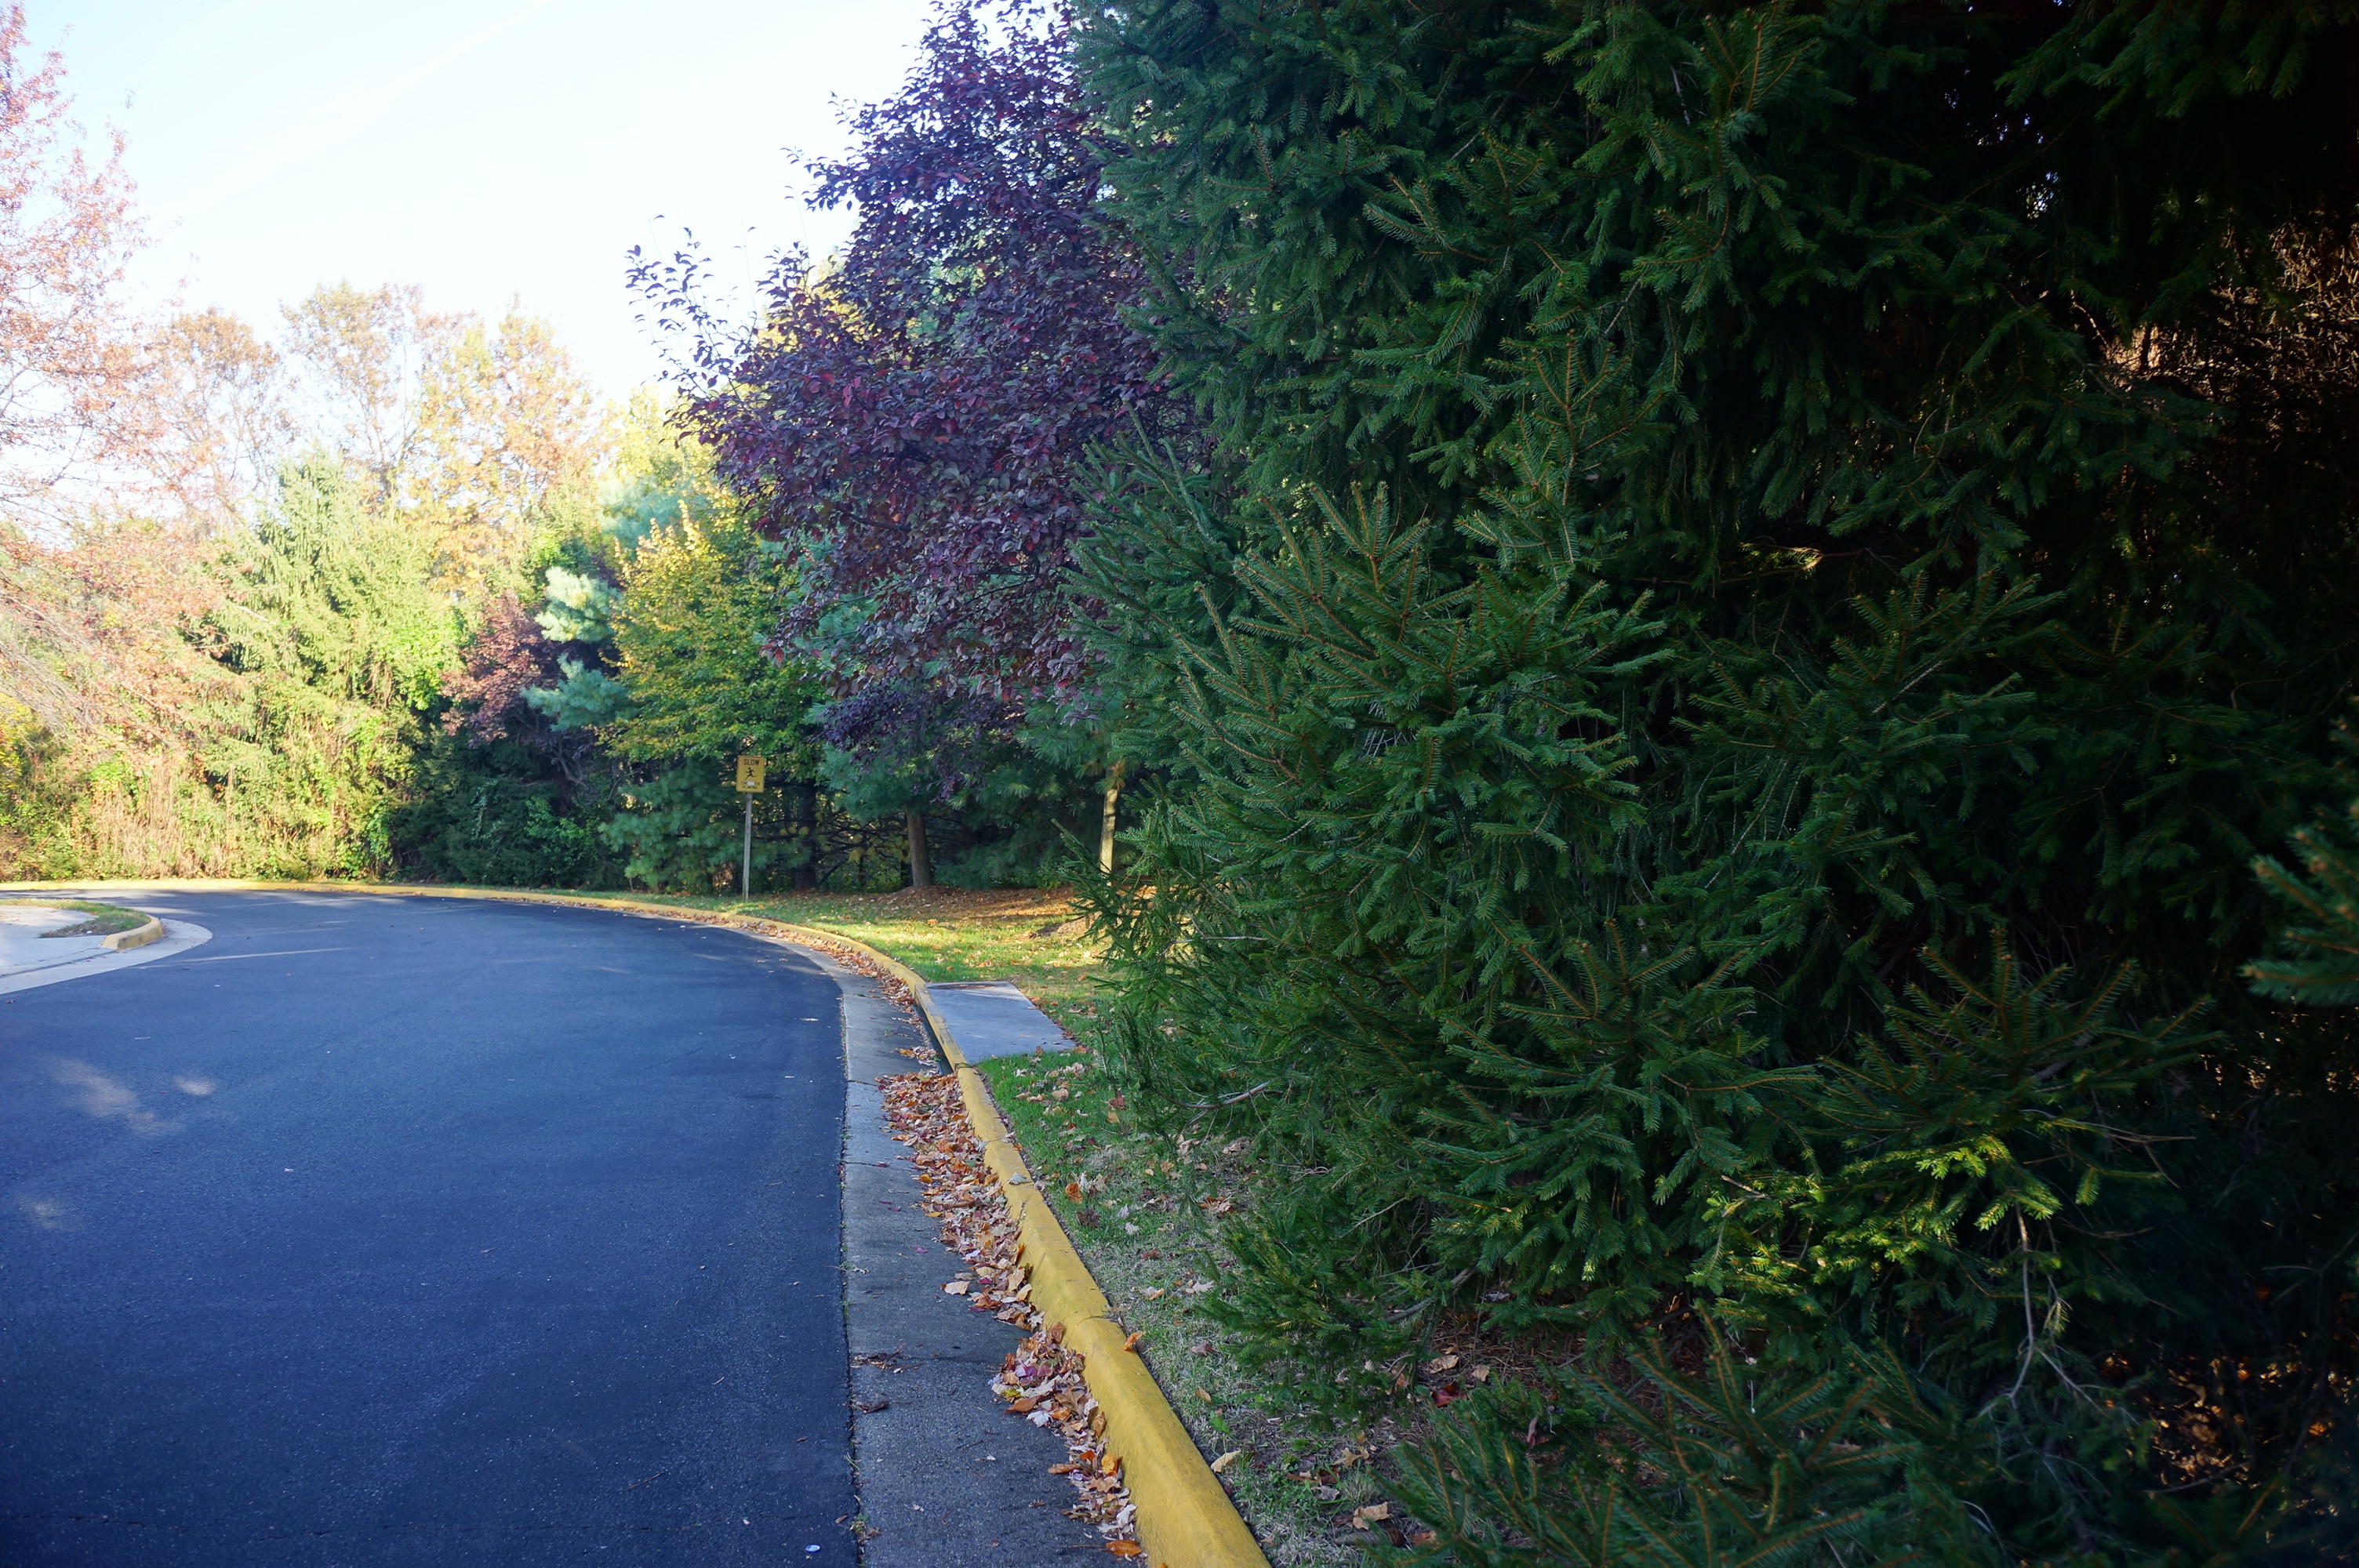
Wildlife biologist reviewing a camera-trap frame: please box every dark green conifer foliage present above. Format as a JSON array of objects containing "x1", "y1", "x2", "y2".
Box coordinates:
[
  {"x1": 2250, "y1": 778, "x2": 2359, "y2": 1005},
  {"x1": 1074, "y1": 0, "x2": 2359, "y2": 1555}
]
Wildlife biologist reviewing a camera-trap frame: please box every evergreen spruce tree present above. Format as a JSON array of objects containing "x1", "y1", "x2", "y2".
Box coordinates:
[{"x1": 1074, "y1": 1, "x2": 2359, "y2": 1556}]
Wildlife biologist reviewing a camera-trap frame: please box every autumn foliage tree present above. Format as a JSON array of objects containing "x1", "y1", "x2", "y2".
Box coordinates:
[
  {"x1": 640, "y1": 0, "x2": 1166, "y2": 700},
  {"x1": 0, "y1": 9, "x2": 613, "y2": 884},
  {"x1": 0, "y1": 4, "x2": 150, "y2": 525}
]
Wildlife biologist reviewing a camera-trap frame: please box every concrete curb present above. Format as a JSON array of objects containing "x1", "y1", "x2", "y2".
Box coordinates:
[
  {"x1": 811, "y1": 939, "x2": 1271, "y2": 1568},
  {"x1": 0, "y1": 879, "x2": 1270, "y2": 1568},
  {"x1": 101, "y1": 916, "x2": 165, "y2": 952}
]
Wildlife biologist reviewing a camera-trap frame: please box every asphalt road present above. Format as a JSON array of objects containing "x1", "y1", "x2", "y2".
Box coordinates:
[{"x1": 0, "y1": 891, "x2": 855, "y2": 1567}]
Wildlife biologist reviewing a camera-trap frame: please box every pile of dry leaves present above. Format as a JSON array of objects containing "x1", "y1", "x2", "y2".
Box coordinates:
[{"x1": 880, "y1": 1070, "x2": 1142, "y2": 1554}]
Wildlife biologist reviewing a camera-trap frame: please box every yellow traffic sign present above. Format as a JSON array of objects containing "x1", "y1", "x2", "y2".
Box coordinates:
[{"x1": 735, "y1": 755, "x2": 767, "y2": 793}]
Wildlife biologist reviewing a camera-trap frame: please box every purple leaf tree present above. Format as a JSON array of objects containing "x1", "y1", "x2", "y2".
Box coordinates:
[{"x1": 636, "y1": 0, "x2": 1166, "y2": 705}]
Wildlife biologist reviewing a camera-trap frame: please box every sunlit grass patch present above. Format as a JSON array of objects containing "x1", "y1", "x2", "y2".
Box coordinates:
[
  {"x1": 627, "y1": 885, "x2": 1106, "y2": 1020},
  {"x1": 0, "y1": 898, "x2": 150, "y2": 938}
]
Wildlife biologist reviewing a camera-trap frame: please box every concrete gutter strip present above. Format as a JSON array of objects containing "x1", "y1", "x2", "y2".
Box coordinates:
[
  {"x1": 807, "y1": 938, "x2": 1272, "y2": 1568},
  {"x1": 5, "y1": 879, "x2": 1273, "y2": 1568},
  {"x1": 101, "y1": 916, "x2": 165, "y2": 952}
]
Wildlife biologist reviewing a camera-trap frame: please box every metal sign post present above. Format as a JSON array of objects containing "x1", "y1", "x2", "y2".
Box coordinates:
[{"x1": 734, "y1": 756, "x2": 766, "y2": 895}]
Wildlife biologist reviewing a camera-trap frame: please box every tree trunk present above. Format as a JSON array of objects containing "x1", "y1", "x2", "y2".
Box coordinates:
[
  {"x1": 791, "y1": 782, "x2": 818, "y2": 891},
  {"x1": 1099, "y1": 760, "x2": 1125, "y2": 874},
  {"x1": 905, "y1": 808, "x2": 933, "y2": 889}
]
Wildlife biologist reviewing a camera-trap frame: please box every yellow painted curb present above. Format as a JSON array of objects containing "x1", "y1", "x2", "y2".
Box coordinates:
[
  {"x1": 101, "y1": 916, "x2": 165, "y2": 951},
  {"x1": 814, "y1": 941, "x2": 1271, "y2": 1568},
  {"x1": 0, "y1": 879, "x2": 1270, "y2": 1568}
]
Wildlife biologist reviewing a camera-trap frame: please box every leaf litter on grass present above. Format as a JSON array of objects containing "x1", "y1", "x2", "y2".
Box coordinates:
[{"x1": 978, "y1": 1050, "x2": 1462, "y2": 1565}]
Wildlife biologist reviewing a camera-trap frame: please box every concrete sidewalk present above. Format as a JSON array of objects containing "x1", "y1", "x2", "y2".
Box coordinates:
[
  {"x1": 0, "y1": 905, "x2": 106, "y2": 973},
  {"x1": 924, "y1": 981, "x2": 1076, "y2": 1062},
  {"x1": 0, "y1": 902, "x2": 213, "y2": 995},
  {"x1": 826, "y1": 958, "x2": 1100, "y2": 1563}
]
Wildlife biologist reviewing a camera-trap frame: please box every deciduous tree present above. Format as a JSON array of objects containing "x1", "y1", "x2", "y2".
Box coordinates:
[
  {"x1": 278, "y1": 283, "x2": 456, "y2": 501},
  {"x1": 641, "y1": 0, "x2": 1165, "y2": 699},
  {"x1": 405, "y1": 308, "x2": 607, "y2": 597},
  {"x1": 0, "y1": 3, "x2": 150, "y2": 528}
]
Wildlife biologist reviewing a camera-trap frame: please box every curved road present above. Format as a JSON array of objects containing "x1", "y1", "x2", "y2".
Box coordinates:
[{"x1": 0, "y1": 891, "x2": 853, "y2": 1566}]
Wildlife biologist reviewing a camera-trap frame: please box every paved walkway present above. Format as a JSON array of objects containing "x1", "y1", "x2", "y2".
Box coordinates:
[
  {"x1": 0, "y1": 904, "x2": 105, "y2": 975},
  {"x1": 834, "y1": 968, "x2": 1100, "y2": 1563},
  {"x1": 925, "y1": 982, "x2": 1076, "y2": 1062}
]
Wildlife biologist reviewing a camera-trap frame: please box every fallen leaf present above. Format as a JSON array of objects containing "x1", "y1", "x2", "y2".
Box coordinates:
[
  {"x1": 944, "y1": 1281, "x2": 970, "y2": 1295},
  {"x1": 1472, "y1": 1366, "x2": 1492, "y2": 1383},
  {"x1": 1209, "y1": 1450, "x2": 1243, "y2": 1474},
  {"x1": 1106, "y1": 1544, "x2": 1143, "y2": 1558},
  {"x1": 1065, "y1": 1181, "x2": 1083, "y2": 1200},
  {"x1": 1100, "y1": 1452, "x2": 1121, "y2": 1475},
  {"x1": 1354, "y1": 1503, "x2": 1393, "y2": 1526},
  {"x1": 880, "y1": 1071, "x2": 1136, "y2": 1536},
  {"x1": 1409, "y1": 1531, "x2": 1439, "y2": 1546},
  {"x1": 1122, "y1": 1330, "x2": 1146, "y2": 1352},
  {"x1": 1425, "y1": 1353, "x2": 1460, "y2": 1374}
]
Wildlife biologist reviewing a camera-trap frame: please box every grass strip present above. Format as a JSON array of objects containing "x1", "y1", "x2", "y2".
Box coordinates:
[
  {"x1": 496, "y1": 887, "x2": 1104, "y2": 1022},
  {"x1": 0, "y1": 898, "x2": 151, "y2": 938},
  {"x1": 973, "y1": 1047, "x2": 1426, "y2": 1566}
]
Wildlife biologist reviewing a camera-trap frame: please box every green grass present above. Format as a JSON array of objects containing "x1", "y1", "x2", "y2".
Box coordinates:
[
  {"x1": 976, "y1": 1046, "x2": 1401, "y2": 1568},
  {"x1": 0, "y1": 898, "x2": 149, "y2": 938},
  {"x1": 608, "y1": 886, "x2": 1106, "y2": 1024},
  {"x1": 370, "y1": 882, "x2": 1103, "y2": 1020}
]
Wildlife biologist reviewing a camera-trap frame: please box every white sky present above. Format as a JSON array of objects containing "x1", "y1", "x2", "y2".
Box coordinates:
[{"x1": 31, "y1": 0, "x2": 938, "y2": 398}]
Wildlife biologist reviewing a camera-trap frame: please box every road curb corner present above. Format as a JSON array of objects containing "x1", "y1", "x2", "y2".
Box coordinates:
[{"x1": 101, "y1": 916, "x2": 165, "y2": 952}]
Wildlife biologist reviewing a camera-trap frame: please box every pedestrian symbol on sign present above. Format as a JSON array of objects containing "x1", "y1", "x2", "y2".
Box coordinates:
[{"x1": 735, "y1": 755, "x2": 766, "y2": 793}]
